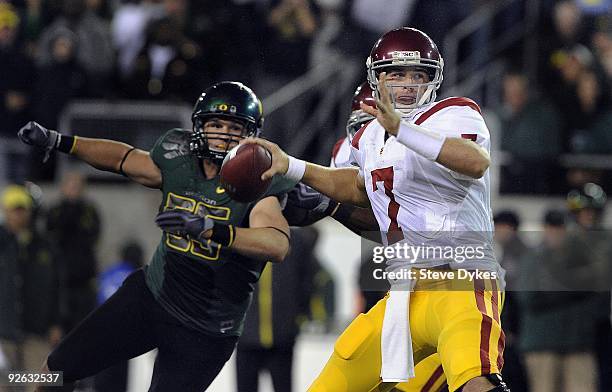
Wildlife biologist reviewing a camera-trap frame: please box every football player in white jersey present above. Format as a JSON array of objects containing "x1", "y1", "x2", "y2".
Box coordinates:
[
  {"x1": 250, "y1": 28, "x2": 508, "y2": 392},
  {"x1": 284, "y1": 81, "x2": 450, "y2": 392}
]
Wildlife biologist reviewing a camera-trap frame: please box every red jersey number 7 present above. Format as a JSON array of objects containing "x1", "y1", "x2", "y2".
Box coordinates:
[{"x1": 371, "y1": 167, "x2": 404, "y2": 244}]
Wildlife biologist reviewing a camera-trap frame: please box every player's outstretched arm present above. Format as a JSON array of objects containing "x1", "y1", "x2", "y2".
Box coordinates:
[
  {"x1": 18, "y1": 121, "x2": 162, "y2": 188},
  {"x1": 242, "y1": 138, "x2": 370, "y2": 208},
  {"x1": 72, "y1": 137, "x2": 162, "y2": 188},
  {"x1": 303, "y1": 164, "x2": 370, "y2": 207},
  {"x1": 361, "y1": 73, "x2": 490, "y2": 179}
]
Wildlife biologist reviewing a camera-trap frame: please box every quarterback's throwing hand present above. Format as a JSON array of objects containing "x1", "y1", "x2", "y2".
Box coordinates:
[
  {"x1": 155, "y1": 210, "x2": 214, "y2": 240},
  {"x1": 17, "y1": 121, "x2": 60, "y2": 162},
  {"x1": 360, "y1": 72, "x2": 401, "y2": 136},
  {"x1": 241, "y1": 138, "x2": 289, "y2": 181}
]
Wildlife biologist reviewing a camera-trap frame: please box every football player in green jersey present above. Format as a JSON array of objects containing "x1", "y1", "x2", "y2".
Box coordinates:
[{"x1": 18, "y1": 82, "x2": 293, "y2": 391}]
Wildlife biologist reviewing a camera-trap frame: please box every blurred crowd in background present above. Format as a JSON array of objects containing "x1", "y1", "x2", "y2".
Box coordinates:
[
  {"x1": 498, "y1": 0, "x2": 612, "y2": 194},
  {"x1": 0, "y1": 174, "x2": 102, "y2": 387},
  {"x1": 490, "y1": 183, "x2": 612, "y2": 392},
  {"x1": 0, "y1": 0, "x2": 611, "y2": 391}
]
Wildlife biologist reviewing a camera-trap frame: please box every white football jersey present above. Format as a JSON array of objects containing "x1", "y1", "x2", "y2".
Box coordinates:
[
  {"x1": 330, "y1": 136, "x2": 353, "y2": 168},
  {"x1": 350, "y1": 97, "x2": 496, "y2": 267}
]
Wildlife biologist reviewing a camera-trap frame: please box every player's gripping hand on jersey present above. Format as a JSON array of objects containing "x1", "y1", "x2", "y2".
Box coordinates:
[{"x1": 18, "y1": 121, "x2": 61, "y2": 162}]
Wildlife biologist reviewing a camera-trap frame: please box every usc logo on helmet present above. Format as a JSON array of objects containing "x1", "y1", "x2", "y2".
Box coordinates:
[{"x1": 390, "y1": 51, "x2": 421, "y2": 61}]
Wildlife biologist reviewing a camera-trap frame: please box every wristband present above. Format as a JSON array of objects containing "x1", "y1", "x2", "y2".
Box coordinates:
[
  {"x1": 56, "y1": 134, "x2": 77, "y2": 154},
  {"x1": 211, "y1": 223, "x2": 235, "y2": 247},
  {"x1": 396, "y1": 121, "x2": 445, "y2": 160},
  {"x1": 285, "y1": 156, "x2": 306, "y2": 182}
]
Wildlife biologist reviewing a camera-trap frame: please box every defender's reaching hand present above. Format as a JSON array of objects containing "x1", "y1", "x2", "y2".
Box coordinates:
[
  {"x1": 17, "y1": 121, "x2": 60, "y2": 162},
  {"x1": 287, "y1": 182, "x2": 334, "y2": 214}
]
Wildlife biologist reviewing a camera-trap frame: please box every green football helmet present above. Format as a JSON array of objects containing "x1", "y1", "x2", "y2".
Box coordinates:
[
  {"x1": 567, "y1": 182, "x2": 607, "y2": 212},
  {"x1": 190, "y1": 81, "x2": 264, "y2": 163}
]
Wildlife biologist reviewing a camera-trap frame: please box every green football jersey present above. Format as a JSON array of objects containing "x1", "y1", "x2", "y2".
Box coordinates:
[{"x1": 145, "y1": 129, "x2": 295, "y2": 336}]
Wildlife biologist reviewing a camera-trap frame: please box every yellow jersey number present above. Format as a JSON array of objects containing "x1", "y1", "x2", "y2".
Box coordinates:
[{"x1": 163, "y1": 192, "x2": 231, "y2": 261}]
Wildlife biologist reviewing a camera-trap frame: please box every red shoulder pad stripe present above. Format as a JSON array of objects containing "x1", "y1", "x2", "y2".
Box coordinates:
[
  {"x1": 351, "y1": 120, "x2": 373, "y2": 150},
  {"x1": 331, "y1": 137, "x2": 345, "y2": 161},
  {"x1": 415, "y1": 97, "x2": 481, "y2": 125}
]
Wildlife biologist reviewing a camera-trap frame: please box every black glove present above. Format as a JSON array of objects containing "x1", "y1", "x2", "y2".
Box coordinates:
[
  {"x1": 155, "y1": 210, "x2": 214, "y2": 239},
  {"x1": 287, "y1": 183, "x2": 335, "y2": 214},
  {"x1": 283, "y1": 183, "x2": 338, "y2": 226},
  {"x1": 17, "y1": 121, "x2": 60, "y2": 162}
]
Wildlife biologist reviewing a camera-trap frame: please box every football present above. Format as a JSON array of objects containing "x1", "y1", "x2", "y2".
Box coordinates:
[{"x1": 220, "y1": 143, "x2": 273, "y2": 203}]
